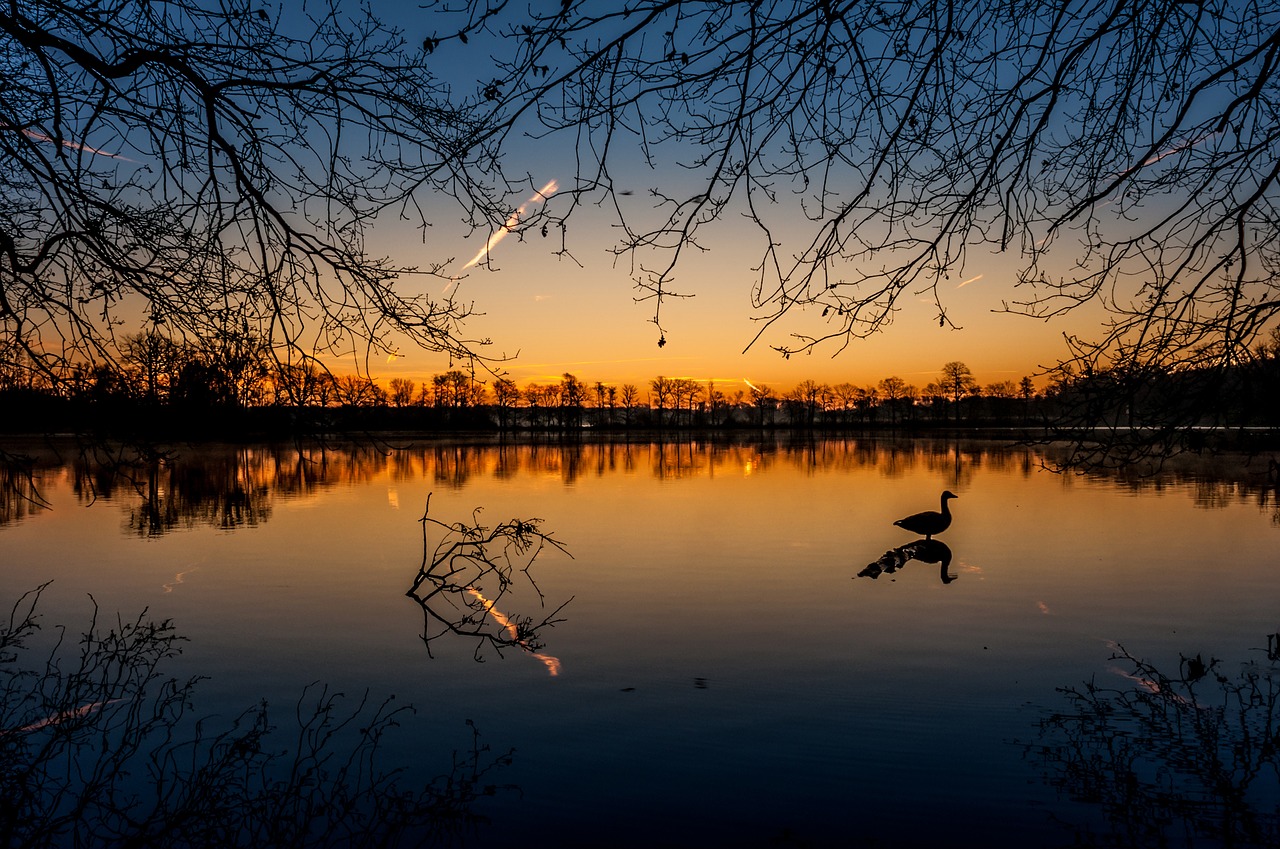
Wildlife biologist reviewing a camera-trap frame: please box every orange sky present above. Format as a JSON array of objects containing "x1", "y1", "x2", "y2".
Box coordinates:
[{"x1": 365, "y1": 208, "x2": 1087, "y2": 393}]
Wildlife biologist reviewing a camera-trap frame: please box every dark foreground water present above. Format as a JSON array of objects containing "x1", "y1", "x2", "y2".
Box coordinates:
[{"x1": 3, "y1": 437, "x2": 1278, "y2": 847}]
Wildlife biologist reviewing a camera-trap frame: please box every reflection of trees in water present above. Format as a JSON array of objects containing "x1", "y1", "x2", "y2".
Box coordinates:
[
  {"x1": 406, "y1": 495, "x2": 572, "y2": 666},
  {"x1": 72, "y1": 449, "x2": 277, "y2": 536},
  {"x1": 9, "y1": 437, "x2": 1277, "y2": 533},
  {"x1": 59, "y1": 444, "x2": 402, "y2": 535},
  {"x1": 1034, "y1": 641, "x2": 1280, "y2": 848},
  {"x1": 1060, "y1": 449, "x2": 1280, "y2": 519},
  {"x1": 430, "y1": 444, "x2": 489, "y2": 488},
  {"x1": 0, "y1": 453, "x2": 51, "y2": 527},
  {"x1": 0, "y1": 585, "x2": 509, "y2": 848},
  {"x1": 652, "y1": 440, "x2": 708, "y2": 480},
  {"x1": 138, "y1": 459, "x2": 271, "y2": 535}
]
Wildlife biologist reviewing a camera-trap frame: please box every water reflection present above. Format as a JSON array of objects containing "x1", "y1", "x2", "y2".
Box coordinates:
[
  {"x1": 0, "y1": 585, "x2": 508, "y2": 848},
  {"x1": 1034, "y1": 640, "x2": 1280, "y2": 847},
  {"x1": 405, "y1": 494, "x2": 571, "y2": 668},
  {"x1": 3, "y1": 437, "x2": 1278, "y2": 533},
  {"x1": 858, "y1": 539, "x2": 956, "y2": 584},
  {"x1": 0, "y1": 451, "x2": 47, "y2": 526}
]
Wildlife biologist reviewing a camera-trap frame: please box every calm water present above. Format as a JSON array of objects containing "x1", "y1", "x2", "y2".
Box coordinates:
[{"x1": 3, "y1": 437, "x2": 1278, "y2": 847}]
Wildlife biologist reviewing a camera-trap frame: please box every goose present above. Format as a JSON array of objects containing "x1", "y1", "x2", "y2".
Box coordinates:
[{"x1": 893, "y1": 491, "x2": 957, "y2": 539}]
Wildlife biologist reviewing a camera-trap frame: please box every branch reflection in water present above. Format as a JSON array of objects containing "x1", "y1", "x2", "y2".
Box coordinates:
[
  {"x1": 858, "y1": 538, "x2": 957, "y2": 584},
  {"x1": 0, "y1": 585, "x2": 512, "y2": 849},
  {"x1": 1032, "y1": 639, "x2": 1280, "y2": 847},
  {"x1": 406, "y1": 493, "x2": 573, "y2": 670}
]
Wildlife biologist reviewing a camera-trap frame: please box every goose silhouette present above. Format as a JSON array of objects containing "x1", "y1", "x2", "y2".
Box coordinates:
[{"x1": 893, "y1": 491, "x2": 957, "y2": 539}]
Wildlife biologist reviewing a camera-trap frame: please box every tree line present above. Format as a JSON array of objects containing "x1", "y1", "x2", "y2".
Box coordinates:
[{"x1": 4, "y1": 328, "x2": 1278, "y2": 437}]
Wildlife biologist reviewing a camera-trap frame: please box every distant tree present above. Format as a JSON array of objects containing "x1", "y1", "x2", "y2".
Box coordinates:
[
  {"x1": 650, "y1": 376, "x2": 675, "y2": 424},
  {"x1": 560, "y1": 373, "x2": 586, "y2": 428},
  {"x1": 619, "y1": 383, "x2": 639, "y2": 426},
  {"x1": 181, "y1": 325, "x2": 271, "y2": 408},
  {"x1": 492, "y1": 378, "x2": 519, "y2": 429},
  {"x1": 831, "y1": 382, "x2": 860, "y2": 425},
  {"x1": 791, "y1": 379, "x2": 825, "y2": 428},
  {"x1": 119, "y1": 330, "x2": 184, "y2": 404},
  {"x1": 336, "y1": 375, "x2": 386, "y2": 408},
  {"x1": 748, "y1": 383, "x2": 775, "y2": 428},
  {"x1": 706, "y1": 380, "x2": 725, "y2": 427},
  {"x1": 859, "y1": 385, "x2": 880, "y2": 425},
  {"x1": 986, "y1": 380, "x2": 1018, "y2": 399},
  {"x1": 522, "y1": 383, "x2": 543, "y2": 426},
  {"x1": 1018, "y1": 376, "x2": 1038, "y2": 423},
  {"x1": 523, "y1": 382, "x2": 560, "y2": 427},
  {"x1": 388, "y1": 378, "x2": 417, "y2": 408},
  {"x1": 591, "y1": 381, "x2": 607, "y2": 426},
  {"x1": 605, "y1": 385, "x2": 618, "y2": 425},
  {"x1": 432, "y1": 375, "x2": 451, "y2": 409},
  {"x1": 673, "y1": 378, "x2": 704, "y2": 426},
  {"x1": 940, "y1": 362, "x2": 978, "y2": 425},
  {"x1": 878, "y1": 376, "x2": 912, "y2": 426},
  {"x1": 84, "y1": 363, "x2": 133, "y2": 404},
  {"x1": 274, "y1": 362, "x2": 334, "y2": 407},
  {"x1": 435, "y1": 371, "x2": 482, "y2": 409},
  {"x1": 921, "y1": 381, "x2": 947, "y2": 422}
]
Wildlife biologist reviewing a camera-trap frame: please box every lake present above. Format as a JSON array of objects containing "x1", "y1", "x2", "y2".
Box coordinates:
[{"x1": 3, "y1": 436, "x2": 1278, "y2": 848}]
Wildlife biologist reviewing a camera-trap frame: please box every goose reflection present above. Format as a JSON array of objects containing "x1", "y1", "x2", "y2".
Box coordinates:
[{"x1": 858, "y1": 538, "x2": 956, "y2": 584}]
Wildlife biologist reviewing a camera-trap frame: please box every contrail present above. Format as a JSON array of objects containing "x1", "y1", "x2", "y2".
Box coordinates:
[
  {"x1": 956, "y1": 274, "x2": 984, "y2": 288},
  {"x1": 460, "y1": 179, "x2": 559, "y2": 271},
  {"x1": 4, "y1": 123, "x2": 135, "y2": 162},
  {"x1": 1112, "y1": 131, "x2": 1220, "y2": 179}
]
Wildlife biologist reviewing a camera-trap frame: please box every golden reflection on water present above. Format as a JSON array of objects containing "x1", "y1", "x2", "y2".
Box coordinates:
[
  {"x1": 466, "y1": 587, "x2": 562, "y2": 676},
  {"x1": 2, "y1": 437, "x2": 1278, "y2": 534}
]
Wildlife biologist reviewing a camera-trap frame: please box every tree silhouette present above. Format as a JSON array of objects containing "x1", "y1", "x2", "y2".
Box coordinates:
[
  {"x1": 1, "y1": 0, "x2": 492, "y2": 394},
  {"x1": 491, "y1": 378, "x2": 519, "y2": 429},
  {"x1": 940, "y1": 361, "x2": 978, "y2": 425},
  {"x1": 426, "y1": 0, "x2": 1280, "y2": 442},
  {"x1": 388, "y1": 378, "x2": 417, "y2": 408},
  {"x1": 649, "y1": 376, "x2": 675, "y2": 425},
  {"x1": 619, "y1": 383, "x2": 640, "y2": 427},
  {"x1": 748, "y1": 382, "x2": 775, "y2": 428},
  {"x1": 878, "y1": 376, "x2": 912, "y2": 426}
]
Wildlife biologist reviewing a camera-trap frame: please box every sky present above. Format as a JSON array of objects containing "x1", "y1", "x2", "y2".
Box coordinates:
[
  {"x1": 345, "y1": 0, "x2": 1108, "y2": 393},
  {"x1": 10, "y1": 0, "x2": 1271, "y2": 398},
  {"x1": 368, "y1": 207, "x2": 1082, "y2": 392},
  {"x1": 26, "y1": 0, "x2": 1198, "y2": 397}
]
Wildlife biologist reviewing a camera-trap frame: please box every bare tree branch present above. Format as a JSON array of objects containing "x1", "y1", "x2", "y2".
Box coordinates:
[{"x1": 430, "y1": 0, "x2": 1280, "y2": 375}]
